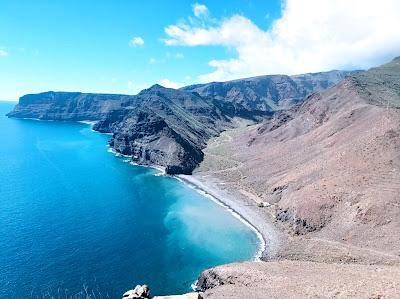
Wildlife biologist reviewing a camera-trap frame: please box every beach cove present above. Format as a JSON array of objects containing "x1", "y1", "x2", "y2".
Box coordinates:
[{"x1": 0, "y1": 102, "x2": 260, "y2": 298}]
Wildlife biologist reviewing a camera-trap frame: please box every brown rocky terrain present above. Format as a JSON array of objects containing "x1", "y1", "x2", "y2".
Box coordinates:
[
  {"x1": 198, "y1": 261, "x2": 400, "y2": 299},
  {"x1": 192, "y1": 57, "x2": 400, "y2": 298},
  {"x1": 8, "y1": 54, "x2": 400, "y2": 299},
  {"x1": 8, "y1": 70, "x2": 353, "y2": 175},
  {"x1": 182, "y1": 70, "x2": 357, "y2": 112}
]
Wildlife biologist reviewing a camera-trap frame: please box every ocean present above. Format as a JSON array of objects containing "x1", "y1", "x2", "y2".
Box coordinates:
[{"x1": 0, "y1": 102, "x2": 259, "y2": 298}]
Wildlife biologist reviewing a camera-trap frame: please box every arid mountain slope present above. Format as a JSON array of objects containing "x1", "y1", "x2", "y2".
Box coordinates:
[
  {"x1": 94, "y1": 84, "x2": 235, "y2": 174},
  {"x1": 7, "y1": 71, "x2": 351, "y2": 174},
  {"x1": 195, "y1": 57, "x2": 400, "y2": 255},
  {"x1": 183, "y1": 70, "x2": 358, "y2": 112},
  {"x1": 6, "y1": 91, "x2": 126, "y2": 120},
  {"x1": 197, "y1": 261, "x2": 400, "y2": 299}
]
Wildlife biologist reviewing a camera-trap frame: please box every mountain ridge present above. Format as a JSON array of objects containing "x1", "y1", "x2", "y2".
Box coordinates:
[
  {"x1": 195, "y1": 56, "x2": 400, "y2": 254},
  {"x1": 7, "y1": 69, "x2": 358, "y2": 174},
  {"x1": 189, "y1": 55, "x2": 400, "y2": 299}
]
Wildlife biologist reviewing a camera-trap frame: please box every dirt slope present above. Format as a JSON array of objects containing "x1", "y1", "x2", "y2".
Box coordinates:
[
  {"x1": 196, "y1": 57, "x2": 400, "y2": 256},
  {"x1": 198, "y1": 261, "x2": 400, "y2": 299}
]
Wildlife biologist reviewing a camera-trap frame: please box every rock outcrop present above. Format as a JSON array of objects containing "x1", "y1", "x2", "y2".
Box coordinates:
[
  {"x1": 182, "y1": 70, "x2": 358, "y2": 112},
  {"x1": 7, "y1": 70, "x2": 355, "y2": 174},
  {"x1": 6, "y1": 91, "x2": 127, "y2": 121},
  {"x1": 94, "y1": 84, "x2": 235, "y2": 174},
  {"x1": 122, "y1": 284, "x2": 151, "y2": 299}
]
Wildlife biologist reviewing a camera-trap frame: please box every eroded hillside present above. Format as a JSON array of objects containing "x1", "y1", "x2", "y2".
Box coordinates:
[
  {"x1": 7, "y1": 70, "x2": 352, "y2": 174},
  {"x1": 195, "y1": 57, "x2": 400, "y2": 255}
]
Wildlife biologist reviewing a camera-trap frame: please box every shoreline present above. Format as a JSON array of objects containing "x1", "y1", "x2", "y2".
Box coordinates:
[
  {"x1": 77, "y1": 120, "x2": 97, "y2": 125},
  {"x1": 175, "y1": 174, "x2": 277, "y2": 260},
  {"x1": 106, "y1": 147, "x2": 167, "y2": 175},
  {"x1": 105, "y1": 141, "x2": 269, "y2": 260},
  {"x1": 78, "y1": 120, "x2": 113, "y2": 135},
  {"x1": 21, "y1": 116, "x2": 400, "y2": 265},
  {"x1": 13, "y1": 116, "x2": 275, "y2": 260}
]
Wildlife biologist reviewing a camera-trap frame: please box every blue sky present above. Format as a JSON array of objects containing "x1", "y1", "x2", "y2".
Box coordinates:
[
  {"x1": 0, "y1": 0, "x2": 281, "y2": 100},
  {"x1": 1, "y1": 0, "x2": 399, "y2": 100}
]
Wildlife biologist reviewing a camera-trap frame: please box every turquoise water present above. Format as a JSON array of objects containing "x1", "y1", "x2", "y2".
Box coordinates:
[{"x1": 0, "y1": 102, "x2": 259, "y2": 297}]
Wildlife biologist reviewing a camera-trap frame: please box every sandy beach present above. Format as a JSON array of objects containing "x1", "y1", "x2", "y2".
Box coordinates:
[{"x1": 176, "y1": 174, "x2": 283, "y2": 260}]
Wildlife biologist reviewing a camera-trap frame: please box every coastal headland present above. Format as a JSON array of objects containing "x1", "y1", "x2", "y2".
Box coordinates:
[{"x1": 7, "y1": 58, "x2": 400, "y2": 298}]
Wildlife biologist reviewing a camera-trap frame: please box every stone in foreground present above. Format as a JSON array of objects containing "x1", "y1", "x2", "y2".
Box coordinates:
[
  {"x1": 122, "y1": 285, "x2": 202, "y2": 299},
  {"x1": 122, "y1": 284, "x2": 150, "y2": 298}
]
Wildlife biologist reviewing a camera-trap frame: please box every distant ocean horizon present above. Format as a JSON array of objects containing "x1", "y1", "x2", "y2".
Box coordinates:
[{"x1": 0, "y1": 102, "x2": 259, "y2": 297}]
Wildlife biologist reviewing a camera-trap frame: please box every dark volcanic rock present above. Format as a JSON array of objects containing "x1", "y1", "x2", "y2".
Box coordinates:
[
  {"x1": 7, "y1": 70, "x2": 355, "y2": 174},
  {"x1": 6, "y1": 91, "x2": 128, "y2": 121},
  {"x1": 182, "y1": 70, "x2": 359, "y2": 112},
  {"x1": 352, "y1": 56, "x2": 400, "y2": 108},
  {"x1": 94, "y1": 85, "x2": 230, "y2": 174}
]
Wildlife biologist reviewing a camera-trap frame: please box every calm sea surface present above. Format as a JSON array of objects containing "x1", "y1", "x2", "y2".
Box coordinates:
[{"x1": 0, "y1": 102, "x2": 259, "y2": 298}]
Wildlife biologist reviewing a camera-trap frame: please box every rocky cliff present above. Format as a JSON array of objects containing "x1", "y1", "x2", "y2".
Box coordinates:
[
  {"x1": 7, "y1": 70, "x2": 354, "y2": 174},
  {"x1": 182, "y1": 70, "x2": 358, "y2": 112},
  {"x1": 7, "y1": 91, "x2": 128, "y2": 121},
  {"x1": 94, "y1": 84, "x2": 235, "y2": 174}
]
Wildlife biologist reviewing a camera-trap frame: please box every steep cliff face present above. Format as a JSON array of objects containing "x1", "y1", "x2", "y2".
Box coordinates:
[
  {"x1": 95, "y1": 85, "x2": 234, "y2": 174},
  {"x1": 6, "y1": 91, "x2": 127, "y2": 120},
  {"x1": 182, "y1": 70, "x2": 358, "y2": 112},
  {"x1": 7, "y1": 70, "x2": 354, "y2": 174}
]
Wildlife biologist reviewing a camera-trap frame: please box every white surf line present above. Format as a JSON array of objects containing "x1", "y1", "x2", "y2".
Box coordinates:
[
  {"x1": 130, "y1": 161, "x2": 166, "y2": 176},
  {"x1": 77, "y1": 120, "x2": 114, "y2": 135},
  {"x1": 174, "y1": 175, "x2": 266, "y2": 261},
  {"x1": 106, "y1": 147, "x2": 166, "y2": 175},
  {"x1": 106, "y1": 145, "x2": 266, "y2": 259},
  {"x1": 14, "y1": 118, "x2": 264, "y2": 256},
  {"x1": 103, "y1": 136, "x2": 265, "y2": 257},
  {"x1": 77, "y1": 120, "x2": 97, "y2": 125},
  {"x1": 14, "y1": 118, "x2": 108, "y2": 135},
  {"x1": 18, "y1": 117, "x2": 55, "y2": 121}
]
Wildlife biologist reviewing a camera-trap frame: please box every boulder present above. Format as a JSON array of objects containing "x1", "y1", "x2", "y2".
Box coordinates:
[{"x1": 122, "y1": 284, "x2": 150, "y2": 299}]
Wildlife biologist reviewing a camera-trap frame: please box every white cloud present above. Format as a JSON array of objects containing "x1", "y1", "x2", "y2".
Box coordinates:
[
  {"x1": 149, "y1": 57, "x2": 157, "y2": 64},
  {"x1": 158, "y1": 79, "x2": 180, "y2": 89},
  {"x1": 128, "y1": 36, "x2": 144, "y2": 47},
  {"x1": 165, "y1": 51, "x2": 184, "y2": 60},
  {"x1": 164, "y1": 0, "x2": 400, "y2": 82},
  {"x1": 0, "y1": 49, "x2": 8, "y2": 57},
  {"x1": 192, "y1": 3, "x2": 208, "y2": 18}
]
